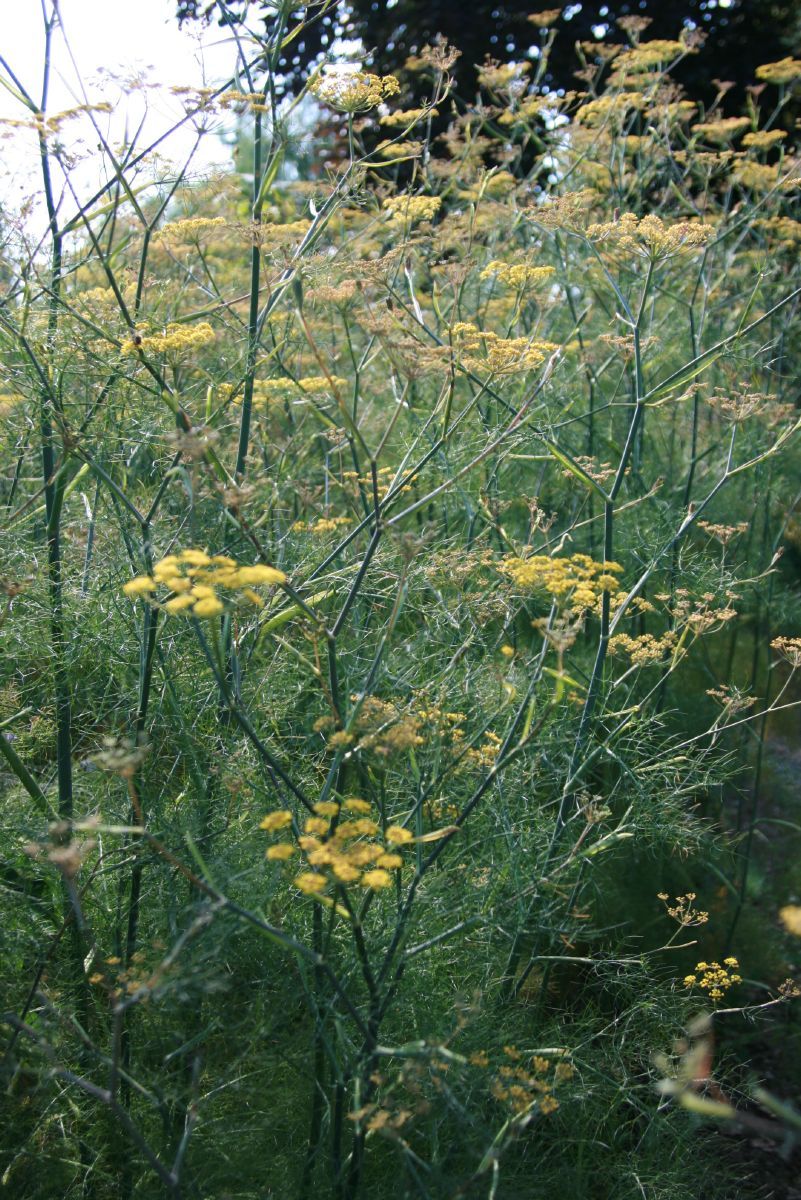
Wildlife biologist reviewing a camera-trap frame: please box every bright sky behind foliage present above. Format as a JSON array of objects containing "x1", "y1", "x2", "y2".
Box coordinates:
[
  {"x1": 0, "y1": 0, "x2": 738, "y2": 235},
  {"x1": 0, "y1": 0, "x2": 239, "y2": 230}
]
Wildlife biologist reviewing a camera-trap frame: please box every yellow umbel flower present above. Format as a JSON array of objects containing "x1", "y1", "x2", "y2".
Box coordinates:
[
  {"x1": 343, "y1": 798, "x2": 372, "y2": 814},
  {"x1": 585, "y1": 212, "x2": 714, "y2": 259},
  {"x1": 383, "y1": 194, "x2": 442, "y2": 226},
  {"x1": 480, "y1": 261, "x2": 556, "y2": 289},
  {"x1": 683, "y1": 959, "x2": 742, "y2": 1003},
  {"x1": 500, "y1": 553, "x2": 624, "y2": 614},
  {"x1": 451, "y1": 323, "x2": 558, "y2": 376},
  {"x1": 385, "y1": 825, "x2": 414, "y2": 845},
  {"x1": 259, "y1": 811, "x2": 292, "y2": 832},
  {"x1": 379, "y1": 106, "x2": 437, "y2": 127},
  {"x1": 156, "y1": 217, "x2": 227, "y2": 244},
  {"x1": 123, "y1": 550, "x2": 286, "y2": 620},
  {"x1": 295, "y1": 872, "x2": 328, "y2": 894},
  {"x1": 756, "y1": 57, "x2": 801, "y2": 85},
  {"x1": 266, "y1": 844, "x2": 296, "y2": 861},
  {"x1": 779, "y1": 905, "x2": 801, "y2": 936},
  {"x1": 121, "y1": 322, "x2": 216, "y2": 356},
  {"x1": 123, "y1": 575, "x2": 156, "y2": 597},
  {"x1": 310, "y1": 69, "x2": 400, "y2": 113},
  {"x1": 361, "y1": 869, "x2": 393, "y2": 890},
  {"x1": 259, "y1": 792, "x2": 413, "y2": 896}
]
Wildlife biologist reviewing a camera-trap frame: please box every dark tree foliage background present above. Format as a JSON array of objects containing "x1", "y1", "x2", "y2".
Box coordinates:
[{"x1": 177, "y1": 0, "x2": 801, "y2": 113}]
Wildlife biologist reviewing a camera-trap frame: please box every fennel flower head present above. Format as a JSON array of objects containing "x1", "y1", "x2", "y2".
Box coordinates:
[{"x1": 310, "y1": 68, "x2": 400, "y2": 114}]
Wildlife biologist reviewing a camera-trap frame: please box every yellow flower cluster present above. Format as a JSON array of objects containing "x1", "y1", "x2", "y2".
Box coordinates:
[
  {"x1": 610, "y1": 630, "x2": 678, "y2": 666},
  {"x1": 706, "y1": 685, "x2": 755, "y2": 715},
  {"x1": 465, "y1": 729, "x2": 502, "y2": 769},
  {"x1": 89, "y1": 948, "x2": 170, "y2": 999},
  {"x1": 756, "y1": 216, "x2": 801, "y2": 243},
  {"x1": 352, "y1": 695, "x2": 424, "y2": 756},
  {"x1": 170, "y1": 84, "x2": 217, "y2": 106},
  {"x1": 683, "y1": 958, "x2": 742, "y2": 1003},
  {"x1": 479, "y1": 261, "x2": 556, "y2": 289},
  {"x1": 310, "y1": 70, "x2": 400, "y2": 113},
  {"x1": 771, "y1": 636, "x2": 801, "y2": 668},
  {"x1": 375, "y1": 138, "x2": 423, "y2": 159},
  {"x1": 574, "y1": 92, "x2": 645, "y2": 128},
  {"x1": 657, "y1": 892, "x2": 709, "y2": 928},
  {"x1": 778, "y1": 906, "x2": 801, "y2": 936},
  {"x1": 308, "y1": 280, "x2": 358, "y2": 305},
  {"x1": 734, "y1": 161, "x2": 799, "y2": 193},
  {"x1": 383, "y1": 194, "x2": 442, "y2": 225},
  {"x1": 77, "y1": 285, "x2": 136, "y2": 315},
  {"x1": 157, "y1": 217, "x2": 227, "y2": 243},
  {"x1": 252, "y1": 219, "x2": 312, "y2": 246},
  {"x1": 260, "y1": 798, "x2": 412, "y2": 894},
  {"x1": 340, "y1": 465, "x2": 411, "y2": 502},
  {"x1": 669, "y1": 590, "x2": 736, "y2": 635},
  {"x1": 452, "y1": 323, "x2": 558, "y2": 375},
  {"x1": 706, "y1": 385, "x2": 775, "y2": 423},
  {"x1": 458, "y1": 170, "x2": 517, "y2": 201},
  {"x1": 621, "y1": 134, "x2": 653, "y2": 157},
  {"x1": 500, "y1": 553, "x2": 624, "y2": 613},
  {"x1": 497, "y1": 91, "x2": 566, "y2": 125},
  {"x1": 755, "y1": 57, "x2": 801, "y2": 85},
  {"x1": 291, "y1": 516, "x2": 352, "y2": 535},
  {"x1": 347, "y1": 700, "x2": 499, "y2": 773},
  {"x1": 123, "y1": 550, "x2": 285, "y2": 619},
  {"x1": 585, "y1": 213, "x2": 714, "y2": 258},
  {"x1": 610, "y1": 586, "x2": 726, "y2": 644},
  {"x1": 290, "y1": 375, "x2": 349, "y2": 395},
  {"x1": 379, "y1": 106, "x2": 437, "y2": 127},
  {"x1": 0, "y1": 102, "x2": 113, "y2": 137},
  {"x1": 562, "y1": 455, "x2": 616, "y2": 484},
  {"x1": 742, "y1": 129, "x2": 787, "y2": 151},
  {"x1": 121, "y1": 322, "x2": 216, "y2": 356},
  {"x1": 527, "y1": 9, "x2": 562, "y2": 29},
  {"x1": 221, "y1": 376, "x2": 348, "y2": 409},
  {"x1": 477, "y1": 60, "x2": 531, "y2": 91},
  {"x1": 403, "y1": 40, "x2": 460, "y2": 73},
  {"x1": 697, "y1": 520, "x2": 748, "y2": 545},
  {"x1": 613, "y1": 40, "x2": 688, "y2": 73},
  {"x1": 691, "y1": 117, "x2": 750, "y2": 144},
  {"x1": 217, "y1": 89, "x2": 267, "y2": 112},
  {"x1": 489, "y1": 1044, "x2": 574, "y2": 1116},
  {"x1": 534, "y1": 189, "x2": 598, "y2": 232}
]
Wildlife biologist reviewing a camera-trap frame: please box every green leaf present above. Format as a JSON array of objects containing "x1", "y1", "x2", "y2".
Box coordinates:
[{"x1": 538, "y1": 436, "x2": 609, "y2": 501}]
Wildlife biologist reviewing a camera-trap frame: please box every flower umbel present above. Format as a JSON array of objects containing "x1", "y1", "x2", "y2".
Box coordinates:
[
  {"x1": 123, "y1": 550, "x2": 285, "y2": 620},
  {"x1": 683, "y1": 958, "x2": 742, "y2": 1003},
  {"x1": 310, "y1": 70, "x2": 400, "y2": 113},
  {"x1": 259, "y1": 798, "x2": 412, "y2": 896}
]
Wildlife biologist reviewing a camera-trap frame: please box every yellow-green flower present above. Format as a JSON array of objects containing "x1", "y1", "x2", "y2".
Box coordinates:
[
  {"x1": 779, "y1": 905, "x2": 801, "y2": 936},
  {"x1": 260, "y1": 810, "x2": 292, "y2": 832},
  {"x1": 123, "y1": 575, "x2": 156, "y2": 596},
  {"x1": 295, "y1": 872, "x2": 327, "y2": 894},
  {"x1": 343, "y1": 798, "x2": 372, "y2": 814},
  {"x1": 361, "y1": 869, "x2": 392, "y2": 890},
  {"x1": 266, "y1": 843, "x2": 296, "y2": 861},
  {"x1": 123, "y1": 550, "x2": 285, "y2": 621},
  {"x1": 310, "y1": 69, "x2": 400, "y2": 113},
  {"x1": 385, "y1": 825, "x2": 414, "y2": 845},
  {"x1": 313, "y1": 801, "x2": 340, "y2": 818},
  {"x1": 192, "y1": 596, "x2": 224, "y2": 619}
]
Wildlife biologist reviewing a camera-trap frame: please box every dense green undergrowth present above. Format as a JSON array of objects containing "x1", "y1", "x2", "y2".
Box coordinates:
[{"x1": 1, "y1": 5, "x2": 801, "y2": 1197}]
